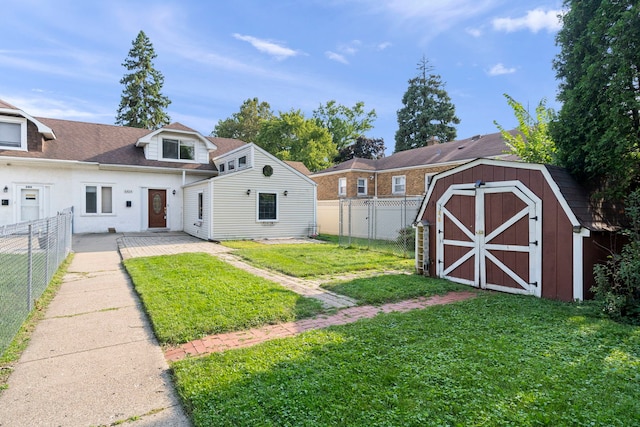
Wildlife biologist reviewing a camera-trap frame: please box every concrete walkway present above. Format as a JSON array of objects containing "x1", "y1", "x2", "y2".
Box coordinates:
[{"x1": 0, "y1": 233, "x2": 189, "y2": 427}]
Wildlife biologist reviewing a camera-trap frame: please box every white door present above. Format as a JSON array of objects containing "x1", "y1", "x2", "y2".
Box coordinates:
[
  {"x1": 20, "y1": 188, "x2": 40, "y2": 222},
  {"x1": 435, "y1": 182, "x2": 542, "y2": 297}
]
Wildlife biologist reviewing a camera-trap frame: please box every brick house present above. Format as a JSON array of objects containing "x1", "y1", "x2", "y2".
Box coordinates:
[{"x1": 311, "y1": 131, "x2": 517, "y2": 200}]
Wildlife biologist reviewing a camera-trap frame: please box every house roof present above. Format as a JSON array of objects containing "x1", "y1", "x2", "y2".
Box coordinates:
[
  {"x1": 285, "y1": 161, "x2": 312, "y2": 176},
  {"x1": 0, "y1": 109, "x2": 247, "y2": 172},
  {"x1": 313, "y1": 131, "x2": 516, "y2": 175}
]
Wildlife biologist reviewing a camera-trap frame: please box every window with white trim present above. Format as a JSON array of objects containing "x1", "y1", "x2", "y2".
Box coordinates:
[
  {"x1": 228, "y1": 159, "x2": 235, "y2": 171},
  {"x1": 85, "y1": 185, "x2": 113, "y2": 214},
  {"x1": 338, "y1": 177, "x2": 346, "y2": 196},
  {"x1": 162, "y1": 138, "x2": 195, "y2": 161},
  {"x1": 238, "y1": 156, "x2": 247, "y2": 168},
  {"x1": 392, "y1": 175, "x2": 406, "y2": 195},
  {"x1": 258, "y1": 192, "x2": 277, "y2": 221},
  {"x1": 357, "y1": 178, "x2": 367, "y2": 196},
  {"x1": 0, "y1": 117, "x2": 27, "y2": 151},
  {"x1": 219, "y1": 163, "x2": 225, "y2": 173},
  {"x1": 197, "y1": 192, "x2": 203, "y2": 220}
]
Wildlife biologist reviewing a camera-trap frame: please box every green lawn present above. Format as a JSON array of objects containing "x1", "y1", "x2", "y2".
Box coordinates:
[
  {"x1": 172, "y1": 293, "x2": 640, "y2": 426},
  {"x1": 322, "y1": 274, "x2": 470, "y2": 305},
  {"x1": 123, "y1": 253, "x2": 325, "y2": 344},
  {"x1": 222, "y1": 241, "x2": 413, "y2": 277}
]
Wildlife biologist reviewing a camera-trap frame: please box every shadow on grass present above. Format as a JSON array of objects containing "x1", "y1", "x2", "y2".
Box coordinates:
[{"x1": 172, "y1": 294, "x2": 640, "y2": 427}]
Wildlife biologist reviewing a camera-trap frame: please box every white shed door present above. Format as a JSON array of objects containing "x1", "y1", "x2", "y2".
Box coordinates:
[{"x1": 435, "y1": 183, "x2": 542, "y2": 297}]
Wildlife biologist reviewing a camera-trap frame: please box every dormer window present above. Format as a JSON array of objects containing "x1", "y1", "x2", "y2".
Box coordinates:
[
  {"x1": 228, "y1": 160, "x2": 235, "y2": 171},
  {"x1": 219, "y1": 163, "x2": 225, "y2": 173},
  {"x1": 0, "y1": 117, "x2": 27, "y2": 151},
  {"x1": 162, "y1": 138, "x2": 195, "y2": 161},
  {"x1": 238, "y1": 156, "x2": 247, "y2": 168}
]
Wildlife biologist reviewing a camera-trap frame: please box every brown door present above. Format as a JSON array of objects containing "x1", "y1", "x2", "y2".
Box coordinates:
[{"x1": 148, "y1": 189, "x2": 167, "y2": 228}]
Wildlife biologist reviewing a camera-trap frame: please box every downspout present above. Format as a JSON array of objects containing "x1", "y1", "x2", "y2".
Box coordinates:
[
  {"x1": 374, "y1": 172, "x2": 378, "y2": 199},
  {"x1": 182, "y1": 170, "x2": 186, "y2": 186}
]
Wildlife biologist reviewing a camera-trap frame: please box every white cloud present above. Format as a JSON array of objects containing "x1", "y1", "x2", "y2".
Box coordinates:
[
  {"x1": 487, "y1": 63, "x2": 517, "y2": 76},
  {"x1": 466, "y1": 27, "x2": 483, "y2": 37},
  {"x1": 232, "y1": 33, "x2": 300, "y2": 60},
  {"x1": 3, "y1": 94, "x2": 110, "y2": 121},
  {"x1": 492, "y1": 8, "x2": 563, "y2": 33},
  {"x1": 325, "y1": 51, "x2": 349, "y2": 64},
  {"x1": 377, "y1": 42, "x2": 392, "y2": 50}
]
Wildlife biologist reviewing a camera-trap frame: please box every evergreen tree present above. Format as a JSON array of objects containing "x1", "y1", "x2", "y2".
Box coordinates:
[
  {"x1": 394, "y1": 57, "x2": 459, "y2": 153},
  {"x1": 116, "y1": 30, "x2": 171, "y2": 129},
  {"x1": 551, "y1": 1, "x2": 640, "y2": 199},
  {"x1": 212, "y1": 98, "x2": 273, "y2": 142}
]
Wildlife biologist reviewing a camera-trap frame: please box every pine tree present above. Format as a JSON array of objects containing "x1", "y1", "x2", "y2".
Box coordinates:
[
  {"x1": 394, "y1": 57, "x2": 459, "y2": 153},
  {"x1": 116, "y1": 30, "x2": 171, "y2": 129}
]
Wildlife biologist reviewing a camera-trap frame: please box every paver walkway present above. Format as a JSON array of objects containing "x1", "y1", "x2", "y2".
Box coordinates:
[
  {"x1": 165, "y1": 291, "x2": 477, "y2": 362},
  {"x1": 118, "y1": 234, "x2": 357, "y2": 309}
]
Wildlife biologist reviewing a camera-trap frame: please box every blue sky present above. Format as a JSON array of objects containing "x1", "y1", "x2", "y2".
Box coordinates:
[{"x1": 1, "y1": 0, "x2": 564, "y2": 154}]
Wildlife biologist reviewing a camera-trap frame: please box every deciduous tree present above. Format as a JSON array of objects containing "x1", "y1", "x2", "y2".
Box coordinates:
[
  {"x1": 494, "y1": 94, "x2": 556, "y2": 164},
  {"x1": 394, "y1": 57, "x2": 459, "y2": 153},
  {"x1": 551, "y1": 0, "x2": 640, "y2": 199},
  {"x1": 335, "y1": 136, "x2": 385, "y2": 163},
  {"x1": 313, "y1": 100, "x2": 376, "y2": 151},
  {"x1": 212, "y1": 97, "x2": 274, "y2": 142},
  {"x1": 116, "y1": 30, "x2": 171, "y2": 129},
  {"x1": 256, "y1": 110, "x2": 336, "y2": 172}
]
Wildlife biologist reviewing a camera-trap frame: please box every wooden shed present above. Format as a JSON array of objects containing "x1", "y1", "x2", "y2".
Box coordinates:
[{"x1": 414, "y1": 159, "x2": 614, "y2": 301}]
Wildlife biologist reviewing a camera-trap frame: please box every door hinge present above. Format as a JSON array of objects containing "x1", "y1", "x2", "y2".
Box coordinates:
[
  {"x1": 529, "y1": 240, "x2": 538, "y2": 246},
  {"x1": 530, "y1": 216, "x2": 538, "y2": 221},
  {"x1": 529, "y1": 281, "x2": 538, "y2": 287}
]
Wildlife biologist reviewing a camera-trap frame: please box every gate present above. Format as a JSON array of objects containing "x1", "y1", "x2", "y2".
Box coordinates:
[{"x1": 435, "y1": 182, "x2": 542, "y2": 296}]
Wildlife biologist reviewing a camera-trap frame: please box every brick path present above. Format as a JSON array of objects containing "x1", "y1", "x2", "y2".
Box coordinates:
[{"x1": 165, "y1": 291, "x2": 477, "y2": 362}]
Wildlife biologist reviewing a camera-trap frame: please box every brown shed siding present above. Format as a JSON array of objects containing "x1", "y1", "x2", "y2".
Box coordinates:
[{"x1": 422, "y1": 163, "x2": 578, "y2": 301}]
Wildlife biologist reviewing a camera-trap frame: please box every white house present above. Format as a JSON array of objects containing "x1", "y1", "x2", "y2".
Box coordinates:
[
  {"x1": 183, "y1": 144, "x2": 317, "y2": 241},
  {"x1": 0, "y1": 99, "x2": 317, "y2": 239}
]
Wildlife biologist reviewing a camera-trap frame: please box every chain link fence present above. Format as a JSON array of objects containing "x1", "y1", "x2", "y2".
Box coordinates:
[
  {"x1": 337, "y1": 197, "x2": 422, "y2": 258},
  {"x1": 0, "y1": 208, "x2": 73, "y2": 356}
]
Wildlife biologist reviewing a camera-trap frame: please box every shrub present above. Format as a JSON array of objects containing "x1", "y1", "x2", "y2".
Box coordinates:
[{"x1": 592, "y1": 189, "x2": 640, "y2": 324}]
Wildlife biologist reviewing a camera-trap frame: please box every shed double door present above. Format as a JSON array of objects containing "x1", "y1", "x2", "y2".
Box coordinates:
[{"x1": 435, "y1": 183, "x2": 541, "y2": 297}]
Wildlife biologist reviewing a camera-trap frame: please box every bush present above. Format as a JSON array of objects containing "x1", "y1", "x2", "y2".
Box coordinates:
[
  {"x1": 592, "y1": 190, "x2": 640, "y2": 324},
  {"x1": 396, "y1": 226, "x2": 415, "y2": 251}
]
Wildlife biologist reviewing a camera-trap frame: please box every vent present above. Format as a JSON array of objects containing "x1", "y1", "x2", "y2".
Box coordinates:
[{"x1": 471, "y1": 134, "x2": 483, "y2": 141}]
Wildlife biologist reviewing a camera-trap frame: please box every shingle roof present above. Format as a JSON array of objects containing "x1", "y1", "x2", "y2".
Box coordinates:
[
  {"x1": 0, "y1": 100, "x2": 19, "y2": 110},
  {"x1": 313, "y1": 131, "x2": 515, "y2": 175},
  {"x1": 285, "y1": 161, "x2": 312, "y2": 176},
  {"x1": 0, "y1": 115, "x2": 246, "y2": 172}
]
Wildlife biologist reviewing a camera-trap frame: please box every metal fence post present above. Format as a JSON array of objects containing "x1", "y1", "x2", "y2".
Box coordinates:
[{"x1": 27, "y1": 224, "x2": 33, "y2": 311}]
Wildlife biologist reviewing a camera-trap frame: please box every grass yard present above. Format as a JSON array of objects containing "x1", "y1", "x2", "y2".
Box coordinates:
[
  {"x1": 322, "y1": 274, "x2": 470, "y2": 305},
  {"x1": 123, "y1": 253, "x2": 325, "y2": 344},
  {"x1": 222, "y1": 241, "x2": 413, "y2": 277},
  {"x1": 172, "y1": 293, "x2": 640, "y2": 427}
]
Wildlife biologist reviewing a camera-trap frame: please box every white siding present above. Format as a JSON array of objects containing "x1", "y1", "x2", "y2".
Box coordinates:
[
  {"x1": 214, "y1": 145, "x2": 253, "y2": 175},
  {"x1": 210, "y1": 146, "x2": 317, "y2": 240},
  {"x1": 0, "y1": 160, "x2": 209, "y2": 233},
  {"x1": 183, "y1": 181, "x2": 211, "y2": 240}
]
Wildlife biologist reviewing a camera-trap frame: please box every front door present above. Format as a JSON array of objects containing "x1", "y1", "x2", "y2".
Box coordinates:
[
  {"x1": 20, "y1": 188, "x2": 40, "y2": 222},
  {"x1": 148, "y1": 189, "x2": 167, "y2": 228},
  {"x1": 435, "y1": 183, "x2": 542, "y2": 297}
]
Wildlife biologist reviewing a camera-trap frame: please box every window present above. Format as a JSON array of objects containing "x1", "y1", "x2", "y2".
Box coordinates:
[
  {"x1": 228, "y1": 160, "x2": 235, "y2": 171},
  {"x1": 197, "y1": 192, "x2": 203, "y2": 220},
  {"x1": 392, "y1": 176, "x2": 406, "y2": 195},
  {"x1": 258, "y1": 192, "x2": 277, "y2": 221},
  {"x1": 85, "y1": 185, "x2": 113, "y2": 214},
  {"x1": 219, "y1": 163, "x2": 225, "y2": 173},
  {"x1": 357, "y1": 178, "x2": 368, "y2": 196},
  {"x1": 0, "y1": 117, "x2": 26, "y2": 150},
  {"x1": 425, "y1": 173, "x2": 435, "y2": 192},
  {"x1": 162, "y1": 138, "x2": 195, "y2": 160},
  {"x1": 338, "y1": 177, "x2": 346, "y2": 196},
  {"x1": 238, "y1": 156, "x2": 247, "y2": 168}
]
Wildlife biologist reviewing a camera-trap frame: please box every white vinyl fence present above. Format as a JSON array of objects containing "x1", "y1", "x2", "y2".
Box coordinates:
[{"x1": 317, "y1": 197, "x2": 422, "y2": 257}]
